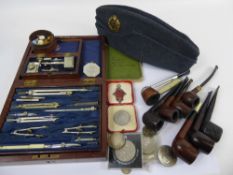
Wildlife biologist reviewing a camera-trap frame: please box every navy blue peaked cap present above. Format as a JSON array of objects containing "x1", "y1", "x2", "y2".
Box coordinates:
[{"x1": 95, "y1": 5, "x2": 199, "y2": 73}]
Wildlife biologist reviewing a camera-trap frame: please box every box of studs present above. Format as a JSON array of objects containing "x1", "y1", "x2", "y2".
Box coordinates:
[{"x1": 0, "y1": 30, "x2": 108, "y2": 163}]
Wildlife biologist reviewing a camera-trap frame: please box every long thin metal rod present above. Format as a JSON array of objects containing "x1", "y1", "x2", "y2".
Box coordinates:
[
  {"x1": 150, "y1": 70, "x2": 190, "y2": 89},
  {"x1": 0, "y1": 143, "x2": 81, "y2": 150},
  {"x1": 45, "y1": 106, "x2": 96, "y2": 112},
  {"x1": 18, "y1": 88, "x2": 92, "y2": 96}
]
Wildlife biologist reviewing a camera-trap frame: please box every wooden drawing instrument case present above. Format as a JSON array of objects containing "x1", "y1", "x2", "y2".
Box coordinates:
[{"x1": 0, "y1": 33, "x2": 107, "y2": 163}]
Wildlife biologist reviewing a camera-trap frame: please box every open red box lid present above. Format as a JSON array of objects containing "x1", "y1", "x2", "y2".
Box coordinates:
[{"x1": 107, "y1": 81, "x2": 138, "y2": 133}]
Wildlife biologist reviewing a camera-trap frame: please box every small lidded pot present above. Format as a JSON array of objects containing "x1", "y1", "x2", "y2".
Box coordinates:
[{"x1": 29, "y1": 30, "x2": 57, "y2": 53}]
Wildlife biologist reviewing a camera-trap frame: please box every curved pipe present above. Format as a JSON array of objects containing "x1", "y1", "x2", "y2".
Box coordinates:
[{"x1": 181, "y1": 65, "x2": 218, "y2": 108}]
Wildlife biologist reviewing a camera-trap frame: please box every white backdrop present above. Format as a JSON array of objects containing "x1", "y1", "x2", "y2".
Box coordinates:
[{"x1": 0, "y1": 0, "x2": 233, "y2": 175}]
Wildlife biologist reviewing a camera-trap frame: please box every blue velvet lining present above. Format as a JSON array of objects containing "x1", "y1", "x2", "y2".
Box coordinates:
[
  {"x1": 55, "y1": 41, "x2": 80, "y2": 53},
  {"x1": 0, "y1": 86, "x2": 101, "y2": 152},
  {"x1": 80, "y1": 40, "x2": 102, "y2": 77}
]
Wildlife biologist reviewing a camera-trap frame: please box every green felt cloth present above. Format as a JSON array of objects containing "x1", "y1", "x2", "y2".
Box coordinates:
[{"x1": 107, "y1": 47, "x2": 142, "y2": 80}]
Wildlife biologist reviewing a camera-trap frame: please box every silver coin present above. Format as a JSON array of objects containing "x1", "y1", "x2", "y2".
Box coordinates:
[
  {"x1": 113, "y1": 110, "x2": 131, "y2": 126},
  {"x1": 158, "y1": 145, "x2": 177, "y2": 167},
  {"x1": 121, "y1": 168, "x2": 132, "y2": 174},
  {"x1": 142, "y1": 135, "x2": 157, "y2": 155},
  {"x1": 143, "y1": 126, "x2": 157, "y2": 137},
  {"x1": 143, "y1": 153, "x2": 156, "y2": 164},
  {"x1": 114, "y1": 140, "x2": 136, "y2": 162}
]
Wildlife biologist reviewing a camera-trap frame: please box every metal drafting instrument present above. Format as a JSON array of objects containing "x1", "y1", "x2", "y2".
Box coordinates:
[
  {"x1": 0, "y1": 143, "x2": 81, "y2": 150},
  {"x1": 70, "y1": 101, "x2": 99, "y2": 107},
  {"x1": 45, "y1": 106, "x2": 96, "y2": 112},
  {"x1": 7, "y1": 115, "x2": 58, "y2": 123},
  {"x1": 11, "y1": 126, "x2": 47, "y2": 137},
  {"x1": 8, "y1": 112, "x2": 37, "y2": 117},
  {"x1": 75, "y1": 137, "x2": 97, "y2": 142},
  {"x1": 16, "y1": 102, "x2": 59, "y2": 109},
  {"x1": 18, "y1": 88, "x2": 92, "y2": 96}
]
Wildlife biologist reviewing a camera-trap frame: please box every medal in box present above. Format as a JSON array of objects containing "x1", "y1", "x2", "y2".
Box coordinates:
[{"x1": 107, "y1": 81, "x2": 138, "y2": 133}]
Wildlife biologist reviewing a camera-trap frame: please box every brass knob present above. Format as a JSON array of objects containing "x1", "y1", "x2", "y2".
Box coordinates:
[{"x1": 108, "y1": 15, "x2": 121, "y2": 32}]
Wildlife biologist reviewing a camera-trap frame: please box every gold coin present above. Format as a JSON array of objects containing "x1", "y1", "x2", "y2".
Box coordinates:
[{"x1": 121, "y1": 168, "x2": 132, "y2": 174}]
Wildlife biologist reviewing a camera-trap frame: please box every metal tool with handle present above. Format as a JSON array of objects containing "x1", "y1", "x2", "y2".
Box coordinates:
[
  {"x1": 11, "y1": 126, "x2": 48, "y2": 137},
  {"x1": 0, "y1": 143, "x2": 81, "y2": 150},
  {"x1": 16, "y1": 102, "x2": 59, "y2": 109},
  {"x1": 18, "y1": 88, "x2": 92, "y2": 96},
  {"x1": 7, "y1": 115, "x2": 58, "y2": 123}
]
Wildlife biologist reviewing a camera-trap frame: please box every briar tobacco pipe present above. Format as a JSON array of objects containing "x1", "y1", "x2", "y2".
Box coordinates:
[
  {"x1": 181, "y1": 65, "x2": 218, "y2": 108},
  {"x1": 159, "y1": 78, "x2": 192, "y2": 122},
  {"x1": 200, "y1": 86, "x2": 222, "y2": 142},
  {"x1": 172, "y1": 101, "x2": 203, "y2": 164},
  {"x1": 142, "y1": 81, "x2": 183, "y2": 131},
  {"x1": 170, "y1": 79, "x2": 194, "y2": 117},
  {"x1": 188, "y1": 91, "x2": 215, "y2": 154},
  {"x1": 141, "y1": 70, "x2": 190, "y2": 105}
]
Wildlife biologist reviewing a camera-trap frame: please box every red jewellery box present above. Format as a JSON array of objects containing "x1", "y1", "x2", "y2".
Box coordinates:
[
  {"x1": 0, "y1": 30, "x2": 108, "y2": 163},
  {"x1": 107, "y1": 81, "x2": 138, "y2": 133}
]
